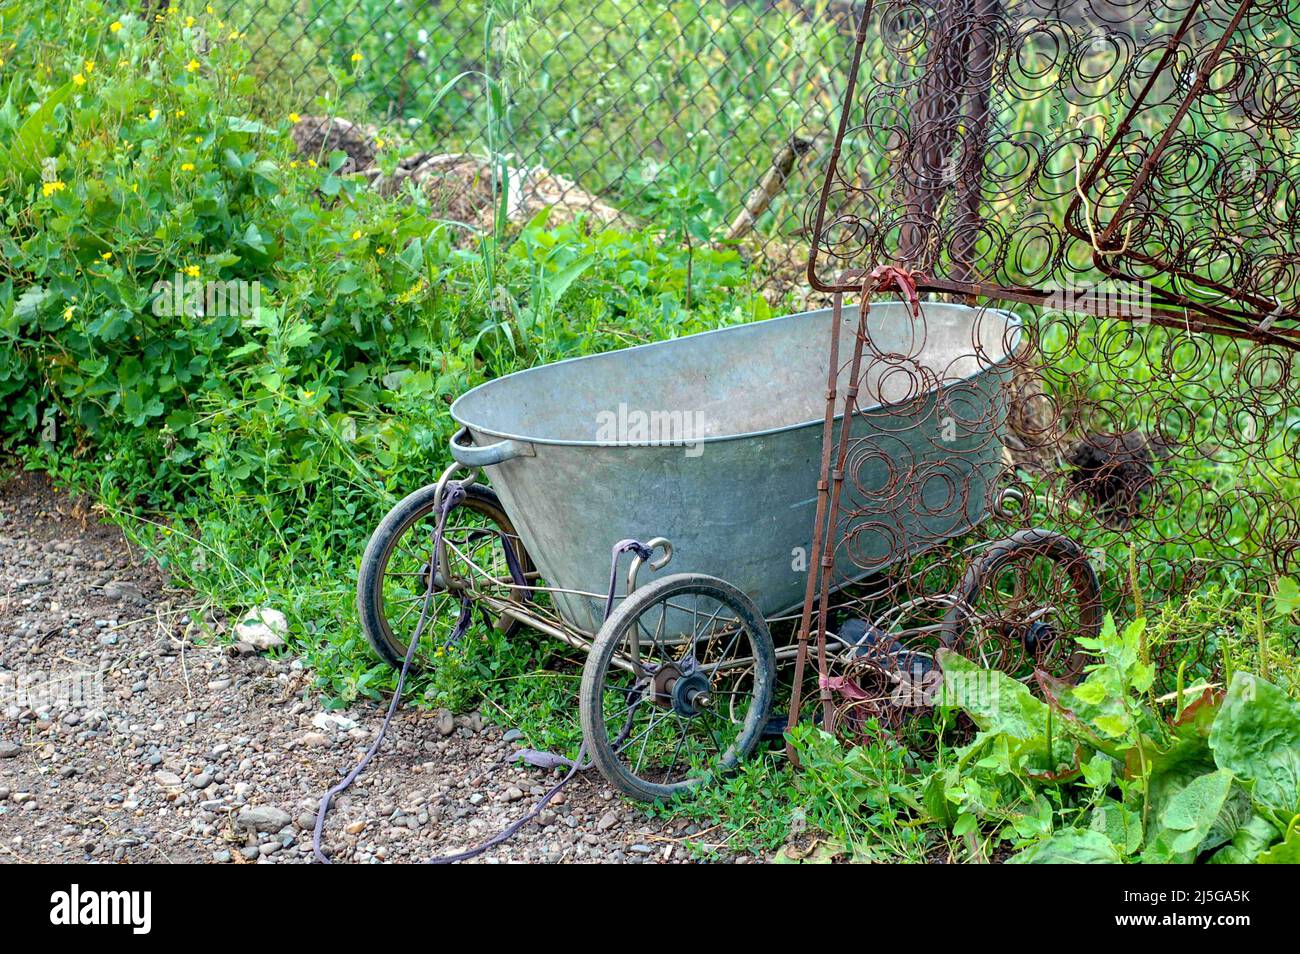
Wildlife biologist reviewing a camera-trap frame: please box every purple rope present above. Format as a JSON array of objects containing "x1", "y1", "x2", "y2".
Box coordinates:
[
  {"x1": 605, "y1": 538, "x2": 654, "y2": 619},
  {"x1": 313, "y1": 507, "x2": 653, "y2": 864},
  {"x1": 312, "y1": 482, "x2": 469, "y2": 864}
]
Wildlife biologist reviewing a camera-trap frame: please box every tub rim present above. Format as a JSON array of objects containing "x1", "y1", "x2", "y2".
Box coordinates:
[{"x1": 450, "y1": 301, "x2": 1023, "y2": 449}]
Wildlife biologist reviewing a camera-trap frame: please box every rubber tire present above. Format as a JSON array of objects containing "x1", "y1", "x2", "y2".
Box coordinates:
[
  {"x1": 579, "y1": 573, "x2": 775, "y2": 802},
  {"x1": 939, "y1": 528, "x2": 1103, "y2": 673},
  {"x1": 357, "y1": 482, "x2": 531, "y2": 671}
]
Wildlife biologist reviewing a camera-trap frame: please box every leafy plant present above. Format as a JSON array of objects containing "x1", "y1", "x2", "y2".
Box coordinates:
[{"x1": 928, "y1": 616, "x2": 1300, "y2": 863}]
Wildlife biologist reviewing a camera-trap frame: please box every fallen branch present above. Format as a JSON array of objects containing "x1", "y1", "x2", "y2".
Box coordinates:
[{"x1": 726, "y1": 135, "x2": 816, "y2": 241}]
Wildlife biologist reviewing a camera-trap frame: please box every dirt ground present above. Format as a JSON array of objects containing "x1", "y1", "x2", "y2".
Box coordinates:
[{"x1": 0, "y1": 471, "x2": 748, "y2": 863}]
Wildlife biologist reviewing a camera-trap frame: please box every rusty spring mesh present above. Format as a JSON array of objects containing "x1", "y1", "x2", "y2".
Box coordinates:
[
  {"x1": 218, "y1": 0, "x2": 874, "y2": 288},
  {"x1": 789, "y1": 0, "x2": 1300, "y2": 740}
]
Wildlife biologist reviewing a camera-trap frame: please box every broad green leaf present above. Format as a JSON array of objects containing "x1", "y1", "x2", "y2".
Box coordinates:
[
  {"x1": 1209, "y1": 672, "x2": 1300, "y2": 817},
  {"x1": 1090, "y1": 800, "x2": 1143, "y2": 855},
  {"x1": 937, "y1": 649, "x2": 1049, "y2": 741},
  {"x1": 1272, "y1": 576, "x2": 1300, "y2": 617},
  {"x1": 922, "y1": 767, "x2": 960, "y2": 827},
  {"x1": 1203, "y1": 784, "x2": 1256, "y2": 855},
  {"x1": 225, "y1": 115, "x2": 270, "y2": 134},
  {"x1": 1256, "y1": 829, "x2": 1300, "y2": 864},
  {"x1": 1143, "y1": 734, "x2": 1217, "y2": 843},
  {"x1": 0, "y1": 81, "x2": 76, "y2": 180},
  {"x1": 1009, "y1": 828, "x2": 1123, "y2": 864},
  {"x1": 1156, "y1": 768, "x2": 1235, "y2": 854},
  {"x1": 1081, "y1": 751, "x2": 1114, "y2": 788},
  {"x1": 11, "y1": 285, "x2": 49, "y2": 323},
  {"x1": 1207, "y1": 814, "x2": 1282, "y2": 864}
]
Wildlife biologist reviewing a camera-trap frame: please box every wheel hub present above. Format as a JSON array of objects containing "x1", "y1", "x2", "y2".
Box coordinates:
[
  {"x1": 670, "y1": 670, "x2": 713, "y2": 718},
  {"x1": 419, "y1": 560, "x2": 448, "y2": 592},
  {"x1": 641, "y1": 663, "x2": 712, "y2": 717},
  {"x1": 1022, "y1": 620, "x2": 1056, "y2": 655}
]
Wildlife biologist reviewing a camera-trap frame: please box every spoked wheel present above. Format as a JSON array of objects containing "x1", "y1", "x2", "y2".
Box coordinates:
[
  {"x1": 579, "y1": 573, "x2": 775, "y2": 801},
  {"x1": 939, "y1": 529, "x2": 1103, "y2": 683},
  {"x1": 357, "y1": 482, "x2": 533, "y2": 670}
]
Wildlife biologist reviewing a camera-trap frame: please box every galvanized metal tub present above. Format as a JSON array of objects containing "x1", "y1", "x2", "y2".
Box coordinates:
[{"x1": 450, "y1": 301, "x2": 1021, "y2": 635}]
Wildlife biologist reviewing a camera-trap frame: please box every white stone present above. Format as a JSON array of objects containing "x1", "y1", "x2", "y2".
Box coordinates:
[
  {"x1": 233, "y1": 607, "x2": 288, "y2": 650},
  {"x1": 311, "y1": 711, "x2": 358, "y2": 733}
]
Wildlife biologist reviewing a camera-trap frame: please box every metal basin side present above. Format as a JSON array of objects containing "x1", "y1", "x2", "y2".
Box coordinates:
[{"x1": 452, "y1": 302, "x2": 1020, "y2": 633}]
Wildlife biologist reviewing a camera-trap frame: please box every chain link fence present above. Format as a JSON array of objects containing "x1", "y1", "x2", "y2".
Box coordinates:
[{"x1": 222, "y1": 0, "x2": 864, "y2": 287}]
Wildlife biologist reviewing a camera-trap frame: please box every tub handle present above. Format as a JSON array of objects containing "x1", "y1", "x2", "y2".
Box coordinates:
[{"x1": 450, "y1": 427, "x2": 534, "y2": 467}]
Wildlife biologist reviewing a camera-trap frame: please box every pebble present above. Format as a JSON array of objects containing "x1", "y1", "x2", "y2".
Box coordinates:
[
  {"x1": 232, "y1": 608, "x2": 288, "y2": 651},
  {"x1": 236, "y1": 805, "x2": 293, "y2": 832},
  {"x1": 102, "y1": 580, "x2": 146, "y2": 604},
  {"x1": 312, "y1": 712, "x2": 358, "y2": 733},
  {"x1": 0, "y1": 742, "x2": 20, "y2": 759}
]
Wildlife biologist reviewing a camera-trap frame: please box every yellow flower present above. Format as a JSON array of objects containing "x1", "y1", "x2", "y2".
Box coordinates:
[
  {"x1": 194, "y1": 136, "x2": 202, "y2": 143},
  {"x1": 374, "y1": 138, "x2": 385, "y2": 149},
  {"x1": 42, "y1": 181, "x2": 66, "y2": 197},
  {"x1": 180, "y1": 162, "x2": 195, "y2": 171},
  {"x1": 100, "y1": 251, "x2": 113, "y2": 261},
  {"x1": 176, "y1": 109, "x2": 185, "y2": 117},
  {"x1": 185, "y1": 59, "x2": 200, "y2": 72},
  {"x1": 110, "y1": 20, "x2": 123, "y2": 33},
  {"x1": 288, "y1": 112, "x2": 301, "y2": 123},
  {"x1": 185, "y1": 16, "x2": 195, "y2": 27},
  {"x1": 149, "y1": 108, "x2": 159, "y2": 120},
  {"x1": 289, "y1": 160, "x2": 299, "y2": 169},
  {"x1": 376, "y1": 247, "x2": 386, "y2": 256},
  {"x1": 351, "y1": 230, "x2": 362, "y2": 240},
  {"x1": 396, "y1": 280, "x2": 427, "y2": 304},
  {"x1": 350, "y1": 52, "x2": 363, "y2": 63},
  {"x1": 84, "y1": 60, "x2": 95, "y2": 72},
  {"x1": 307, "y1": 158, "x2": 317, "y2": 168},
  {"x1": 206, "y1": 4, "x2": 213, "y2": 12},
  {"x1": 63, "y1": 305, "x2": 75, "y2": 321},
  {"x1": 183, "y1": 265, "x2": 201, "y2": 278},
  {"x1": 73, "y1": 73, "x2": 86, "y2": 86}
]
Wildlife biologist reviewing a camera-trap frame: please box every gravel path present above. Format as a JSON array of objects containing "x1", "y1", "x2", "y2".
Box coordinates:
[{"x1": 0, "y1": 472, "x2": 746, "y2": 864}]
